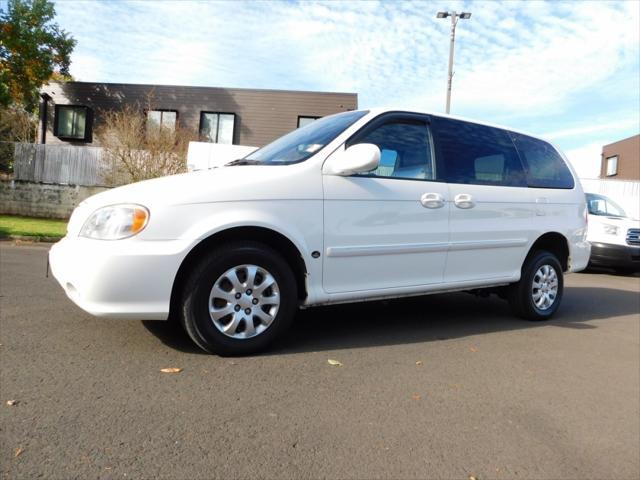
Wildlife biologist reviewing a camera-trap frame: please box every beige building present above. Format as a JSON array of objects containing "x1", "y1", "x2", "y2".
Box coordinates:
[{"x1": 600, "y1": 134, "x2": 640, "y2": 180}]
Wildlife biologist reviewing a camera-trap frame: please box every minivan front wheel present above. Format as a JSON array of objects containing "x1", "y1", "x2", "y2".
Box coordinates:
[
  {"x1": 508, "y1": 250, "x2": 564, "y2": 321},
  {"x1": 180, "y1": 242, "x2": 298, "y2": 355}
]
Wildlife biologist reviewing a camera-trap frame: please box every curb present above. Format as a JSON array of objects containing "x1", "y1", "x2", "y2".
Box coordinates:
[{"x1": 0, "y1": 235, "x2": 61, "y2": 243}]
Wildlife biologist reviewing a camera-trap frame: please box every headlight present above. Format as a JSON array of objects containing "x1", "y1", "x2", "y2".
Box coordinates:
[
  {"x1": 79, "y1": 204, "x2": 149, "y2": 240},
  {"x1": 602, "y1": 224, "x2": 619, "y2": 235}
]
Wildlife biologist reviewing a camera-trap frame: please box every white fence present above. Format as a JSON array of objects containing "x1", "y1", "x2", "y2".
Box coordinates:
[{"x1": 580, "y1": 178, "x2": 640, "y2": 219}]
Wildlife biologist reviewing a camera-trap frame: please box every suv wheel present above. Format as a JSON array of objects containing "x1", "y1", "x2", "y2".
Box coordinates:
[
  {"x1": 180, "y1": 241, "x2": 298, "y2": 355},
  {"x1": 508, "y1": 250, "x2": 564, "y2": 321}
]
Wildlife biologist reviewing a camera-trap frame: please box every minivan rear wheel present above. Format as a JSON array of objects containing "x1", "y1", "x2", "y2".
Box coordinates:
[
  {"x1": 508, "y1": 250, "x2": 564, "y2": 321},
  {"x1": 180, "y1": 241, "x2": 298, "y2": 355}
]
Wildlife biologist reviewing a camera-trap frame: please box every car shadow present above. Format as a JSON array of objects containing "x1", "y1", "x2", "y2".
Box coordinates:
[
  {"x1": 142, "y1": 286, "x2": 640, "y2": 356},
  {"x1": 579, "y1": 267, "x2": 640, "y2": 278}
]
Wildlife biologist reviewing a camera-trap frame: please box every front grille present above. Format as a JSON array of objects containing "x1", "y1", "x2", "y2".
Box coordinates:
[{"x1": 627, "y1": 229, "x2": 640, "y2": 246}]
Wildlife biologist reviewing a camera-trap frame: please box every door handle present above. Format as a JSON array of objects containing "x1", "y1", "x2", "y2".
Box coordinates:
[
  {"x1": 420, "y1": 192, "x2": 445, "y2": 209},
  {"x1": 454, "y1": 193, "x2": 475, "y2": 209}
]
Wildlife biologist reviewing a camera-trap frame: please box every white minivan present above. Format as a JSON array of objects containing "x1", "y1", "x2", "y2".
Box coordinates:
[{"x1": 49, "y1": 109, "x2": 590, "y2": 355}]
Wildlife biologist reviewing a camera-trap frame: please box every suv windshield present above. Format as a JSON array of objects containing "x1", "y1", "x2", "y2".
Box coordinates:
[
  {"x1": 232, "y1": 110, "x2": 368, "y2": 166},
  {"x1": 586, "y1": 193, "x2": 627, "y2": 217}
]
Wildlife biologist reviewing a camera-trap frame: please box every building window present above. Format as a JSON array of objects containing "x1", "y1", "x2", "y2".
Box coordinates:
[
  {"x1": 298, "y1": 116, "x2": 320, "y2": 128},
  {"x1": 199, "y1": 112, "x2": 235, "y2": 144},
  {"x1": 147, "y1": 110, "x2": 177, "y2": 131},
  {"x1": 53, "y1": 105, "x2": 92, "y2": 142},
  {"x1": 606, "y1": 156, "x2": 618, "y2": 176}
]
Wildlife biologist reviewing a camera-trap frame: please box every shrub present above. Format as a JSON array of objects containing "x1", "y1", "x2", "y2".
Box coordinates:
[{"x1": 96, "y1": 103, "x2": 196, "y2": 185}]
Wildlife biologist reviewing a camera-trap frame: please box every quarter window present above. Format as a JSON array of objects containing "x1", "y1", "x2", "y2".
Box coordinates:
[
  {"x1": 147, "y1": 110, "x2": 177, "y2": 131},
  {"x1": 350, "y1": 120, "x2": 435, "y2": 180},
  {"x1": 200, "y1": 112, "x2": 235, "y2": 144},
  {"x1": 431, "y1": 117, "x2": 526, "y2": 187},
  {"x1": 510, "y1": 132, "x2": 575, "y2": 189},
  {"x1": 54, "y1": 105, "x2": 92, "y2": 142}
]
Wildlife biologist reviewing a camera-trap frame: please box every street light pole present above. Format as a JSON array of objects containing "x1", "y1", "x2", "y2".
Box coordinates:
[{"x1": 437, "y1": 11, "x2": 471, "y2": 114}]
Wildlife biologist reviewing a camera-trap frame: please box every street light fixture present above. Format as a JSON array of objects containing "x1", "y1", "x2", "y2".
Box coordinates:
[{"x1": 437, "y1": 11, "x2": 472, "y2": 114}]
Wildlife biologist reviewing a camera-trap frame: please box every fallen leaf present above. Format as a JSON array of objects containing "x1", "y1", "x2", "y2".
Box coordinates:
[
  {"x1": 411, "y1": 394, "x2": 421, "y2": 401},
  {"x1": 14, "y1": 447, "x2": 23, "y2": 457},
  {"x1": 469, "y1": 346, "x2": 478, "y2": 353},
  {"x1": 6, "y1": 400, "x2": 18, "y2": 406},
  {"x1": 469, "y1": 476, "x2": 477, "y2": 480},
  {"x1": 327, "y1": 359, "x2": 343, "y2": 367},
  {"x1": 415, "y1": 361, "x2": 423, "y2": 366},
  {"x1": 160, "y1": 368, "x2": 182, "y2": 373}
]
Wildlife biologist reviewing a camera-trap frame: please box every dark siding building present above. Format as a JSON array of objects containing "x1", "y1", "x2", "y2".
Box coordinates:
[
  {"x1": 38, "y1": 82, "x2": 358, "y2": 147},
  {"x1": 600, "y1": 134, "x2": 640, "y2": 180}
]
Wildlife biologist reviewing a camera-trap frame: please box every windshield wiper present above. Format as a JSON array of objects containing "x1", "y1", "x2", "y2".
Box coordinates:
[{"x1": 225, "y1": 159, "x2": 262, "y2": 166}]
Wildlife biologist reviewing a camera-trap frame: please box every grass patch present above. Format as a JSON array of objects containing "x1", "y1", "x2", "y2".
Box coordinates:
[{"x1": 0, "y1": 215, "x2": 67, "y2": 240}]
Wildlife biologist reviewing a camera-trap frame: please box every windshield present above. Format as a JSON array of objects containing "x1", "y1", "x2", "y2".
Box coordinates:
[
  {"x1": 586, "y1": 193, "x2": 627, "y2": 217},
  {"x1": 239, "y1": 110, "x2": 369, "y2": 165}
]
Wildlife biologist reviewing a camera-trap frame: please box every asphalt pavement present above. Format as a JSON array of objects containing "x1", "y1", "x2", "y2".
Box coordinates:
[{"x1": 1, "y1": 242, "x2": 639, "y2": 479}]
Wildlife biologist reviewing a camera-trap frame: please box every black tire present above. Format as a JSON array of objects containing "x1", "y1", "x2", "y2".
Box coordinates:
[
  {"x1": 508, "y1": 250, "x2": 564, "y2": 321},
  {"x1": 180, "y1": 241, "x2": 298, "y2": 355}
]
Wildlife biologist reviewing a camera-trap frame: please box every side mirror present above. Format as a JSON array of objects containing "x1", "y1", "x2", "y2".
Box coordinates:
[{"x1": 323, "y1": 143, "x2": 381, "y2": 176}]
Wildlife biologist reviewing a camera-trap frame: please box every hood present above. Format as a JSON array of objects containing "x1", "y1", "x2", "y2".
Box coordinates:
[
  {"x1": 589, "y1": 213, "x2": 640, "y2": 230},
  {"x1": 80, "y1": 164, "x2": 316, "y2": 209}
]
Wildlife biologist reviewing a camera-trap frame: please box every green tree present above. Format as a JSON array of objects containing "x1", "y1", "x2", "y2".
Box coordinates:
[{"x1": 0, "y1": 0, "x2": 76, "y2": 111}]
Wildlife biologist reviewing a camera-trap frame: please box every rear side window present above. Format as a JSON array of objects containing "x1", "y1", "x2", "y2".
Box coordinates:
[
  {"x1": 511, "y1": 133, "x2": 574, "y2": 189},
  {"x1": 431, "y1": 117, "x2": 526, "y2": 187}
]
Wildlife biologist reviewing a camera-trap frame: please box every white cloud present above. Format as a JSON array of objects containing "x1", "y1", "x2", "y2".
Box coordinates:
[
  {"x1": 54, "y1": 0, "x2": 639, "y2": 158},
  {"x1": 544, "y1": 117, "x2": 640, "y2": 140},
  {"x1": 564, "y1": 142, "x2": 603, "y2": 179},
  {"x1": 69, "y1": 53, "x2": 106, "y2": 82}
]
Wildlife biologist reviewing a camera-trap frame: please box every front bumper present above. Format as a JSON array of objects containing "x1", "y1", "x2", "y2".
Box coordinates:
[
  {"x1": 49, "y1": 236, "x2": 192, "y2": 320},
  {"x1": 588, "y1": 242, "x2": 640, "y2": 270}
]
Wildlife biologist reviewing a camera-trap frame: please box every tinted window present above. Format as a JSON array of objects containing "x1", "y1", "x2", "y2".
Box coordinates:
[
  {"x1": 200, "y1": 112, "x2": 235, "y2": 144},
  {"x1": 298, "y1": 116, "x2": 319, "y2": 128},
  {"x1": 431, "y1": 117, "x2": 526, "y2": 187},
  {"x1": 54, "y1": 105, "x2": 92, "y2": 142},
  {"x1": 351, "y1": 121, "x2": 435, "y2": 180},
  {"x1": 243, "y1": 110, "x2": 368, "y2": 165},
  {"x1": 147, "y1": 110, "x2": 177, "y2": 131},
  {"x1": 511, "y1": 133, "x2": 574, "y2": 189}
]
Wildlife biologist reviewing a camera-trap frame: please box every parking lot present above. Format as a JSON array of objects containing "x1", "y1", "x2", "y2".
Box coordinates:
[{"x1": 1, "y1": 242, "x2": 638, "y2": 479}]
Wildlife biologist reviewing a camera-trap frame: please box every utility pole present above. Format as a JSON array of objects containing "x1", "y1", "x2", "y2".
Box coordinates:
[{"x1": 437, "y1": 11, "x2": 471, "y2": 114}]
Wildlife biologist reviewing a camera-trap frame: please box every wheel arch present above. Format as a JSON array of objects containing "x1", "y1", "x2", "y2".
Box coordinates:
[
  {"x1": 525, "y1": 232, "x2": 570, "y2": 272},
  {"x1": 169, "y1": 226, "x2": 309, "y2": 321}
]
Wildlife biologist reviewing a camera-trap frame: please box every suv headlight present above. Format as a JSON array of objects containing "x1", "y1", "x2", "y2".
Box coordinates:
[
  {"x1": 80, "y1": 204, "x2": 149, "y2": 240},
  {"x1": 602, "y1": 224, "x2": 619, "y2": 236}
]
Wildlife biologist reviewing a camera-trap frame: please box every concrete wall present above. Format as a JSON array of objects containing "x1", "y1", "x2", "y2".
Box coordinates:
[{"x1": 0, "y1": 180, "x2": 109, "y2": 219}]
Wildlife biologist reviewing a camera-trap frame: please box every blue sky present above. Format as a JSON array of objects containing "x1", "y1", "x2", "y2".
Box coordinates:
[{"x1": 44, "y1": 1, "x2": 640, "y2": 176}]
